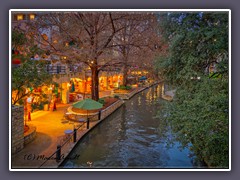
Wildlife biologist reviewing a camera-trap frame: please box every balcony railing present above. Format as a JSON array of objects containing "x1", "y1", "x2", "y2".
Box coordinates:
[{"x1": 46, "y1": 65, "x2": 81, "y2": 74}]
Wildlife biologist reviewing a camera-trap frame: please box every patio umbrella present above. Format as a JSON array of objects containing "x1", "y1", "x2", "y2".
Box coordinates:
[
  {"x1": 73, "y1": 98, "x2": 103, "y2": 110},
  {"x1": 72, "y1": 98, "x2": 103, "y2": 123},
  {"x1": 71, "y1": 82, "x2": 75, "y2": 92}
]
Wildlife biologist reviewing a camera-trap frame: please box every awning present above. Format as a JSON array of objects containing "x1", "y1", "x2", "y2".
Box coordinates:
[{"x1": 139, "y1": 76, "x2": 147, "y2": 81}]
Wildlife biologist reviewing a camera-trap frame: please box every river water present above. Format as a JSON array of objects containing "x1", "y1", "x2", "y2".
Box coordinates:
[{"x1": 61, "y1": 84, "x2": 195, "y2": 169}]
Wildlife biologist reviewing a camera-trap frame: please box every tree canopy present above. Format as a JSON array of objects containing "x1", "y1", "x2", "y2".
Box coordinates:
[
  {"x1": 23, "y1": 12, "x2": 160, "y2": 100},
  {"x1": 155, "y1": 12, "x2": 229, "y2": 168},
  {"x1": 12, "y1": 28, "x2": 53, "y2": 105}
]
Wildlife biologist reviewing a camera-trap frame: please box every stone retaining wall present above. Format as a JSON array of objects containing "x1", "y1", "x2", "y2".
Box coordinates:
[
  {"x1": 100, "y1": 99, "x2": 124, "y2": 120},
  {"x1": 81, "y1": 99, "x2": 124, "y2": 121},
  {"x1": 113, "y1": 88, "x2": 140, "y2": 100},
  {"x1": 67, "y1": 99, "x2": 124, "y2": 121},
  {"x1": 24, "y1": 125, "x2": 37, "y2": 145},
  {"x1": 11, "y1": 105, "x2": 24, "y2": 155}
]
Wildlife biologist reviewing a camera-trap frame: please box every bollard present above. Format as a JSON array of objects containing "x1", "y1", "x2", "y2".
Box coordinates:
[
  {"x1": 98, "y1": 110, "x2": 101, "y2": 120},
  {"x1": 56, "y1": 145, "x2": 61, "y2": 162},
  {"x1": 87, "y1": 118, "x2": 90, "y2": 129},
  {"x1": 73, "y1": 128, "x2": 77, "y2": 142}
]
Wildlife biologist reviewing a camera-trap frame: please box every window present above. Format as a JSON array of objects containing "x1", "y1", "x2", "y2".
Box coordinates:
[
  {"x1": 17, "y1": 14, "x2": 23, "y2": 20},
  {"x1": 29, "y1": 14, "x2": 35, "y2": 20},
  {"x1": 13, "y1": 14, "x2": 27, "y2": 21}
]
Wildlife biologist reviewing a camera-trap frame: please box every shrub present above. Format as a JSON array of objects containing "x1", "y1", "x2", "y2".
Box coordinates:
[
  {"x1": 39, "y1": 103, "x2": 44, "y2": 110},
  {"x1": 126, "y1": 85, "x2": 132, "y2": 90},
  {"x1": 119, "y1": 85, "x2": 132, "y2": 90},
  {"x1": 98, "y1": 98, "x2": 105, "y2": 105},
  {"x1": 114, "y1": 95, "x2": 119, "y2": 99},
  {"x1": 31, "y1": 103, "x2": 38, "y2": 112},
  {"x1": 119, "y1": 85, "x2": 126, "y2": 90}
]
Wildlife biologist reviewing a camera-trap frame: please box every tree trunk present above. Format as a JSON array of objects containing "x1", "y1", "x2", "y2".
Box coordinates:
[
  {"x1": 122, "y1": 63, "x2": 128, "y2": 87},
  {"x1": 91, "y1": 66, "x2": 99, "y2": 101}
]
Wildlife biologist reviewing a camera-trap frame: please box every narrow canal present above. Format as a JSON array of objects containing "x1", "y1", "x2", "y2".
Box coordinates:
[{"x1": 61, "y1": 84, "x2": 195, "y2": 168}]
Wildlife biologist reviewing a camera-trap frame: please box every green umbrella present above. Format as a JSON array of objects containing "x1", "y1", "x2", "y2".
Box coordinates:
[
  {"x1": 71, "y1": 82, "x2": 75, "y2": 92},
  {"x1": 73, "y1": 98, "x2": 103, "y2": 110},
  {"x1": 72, "y1": 98, "x2": 103, "y2": 122}
]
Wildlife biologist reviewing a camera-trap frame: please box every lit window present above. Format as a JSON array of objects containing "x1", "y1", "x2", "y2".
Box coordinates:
[
  {"x1": 17, "y1": 15, "x2": 23, "y2": 21},
  {"x1": 29, "y1": 14, "x2": 35, "y2": 20}
]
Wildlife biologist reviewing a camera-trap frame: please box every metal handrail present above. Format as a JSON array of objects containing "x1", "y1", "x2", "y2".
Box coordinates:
[{"x1": 38, "y1": 122, "x2": 85, "y2": 168}]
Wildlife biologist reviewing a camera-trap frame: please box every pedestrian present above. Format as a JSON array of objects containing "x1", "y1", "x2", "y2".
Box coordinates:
[
  {"x1": 27, "y1": 95, "x2": 33, "y2": 121},
  {"x1": 53, "y1": 99, "x2": 57, "y2": 111},
  {"x1": 50, "y1": 95, "x2": 57, "y2": 111},
  {"x1": 50, "y1": 99, "x2": 54, "y2": 111}
]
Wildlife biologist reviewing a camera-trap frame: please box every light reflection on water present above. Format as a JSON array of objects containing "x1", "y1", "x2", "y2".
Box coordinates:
[{"x1": 61, "y1": 84, "x2": 195, "y2": 168}]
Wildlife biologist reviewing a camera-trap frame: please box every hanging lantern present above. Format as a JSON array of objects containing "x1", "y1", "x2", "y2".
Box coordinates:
[
  {"x1": 14, "y1": 50, "x2": 19, "y2": 55},
  {"x1": 12, "y1": 58, "x2": 21, "y2": 64},
  {"x1": 38, "y1": 87, "x2": 42, "y2": 92}
]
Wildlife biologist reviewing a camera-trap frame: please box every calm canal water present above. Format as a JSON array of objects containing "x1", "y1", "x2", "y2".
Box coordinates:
[{"x1": 61, "y1": 84, "x2": 195, "y2": 168}]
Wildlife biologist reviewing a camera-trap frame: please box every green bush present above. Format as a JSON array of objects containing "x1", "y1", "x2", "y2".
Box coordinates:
[
  {"x1": 119, "y1": 85, "x2": 132, "y2": 90},
  {"x1": 114, "y1": 95, "x2": 119, "y2": 99},
  {"x1": 39, "y1": 103, "x2": 44, "y2": 110},
  {"x1": 119, "y1": 85, "x2": 126, "y2": 90},
  {"x1": 31, "y1": 103, "x2": 38, "y2": 112},
  {"x1": 98, "y1": 98, "x2": 105, "y2": 105},
  {"x1": 126, "y1": 85, "x2": 132, "y2": 90}
]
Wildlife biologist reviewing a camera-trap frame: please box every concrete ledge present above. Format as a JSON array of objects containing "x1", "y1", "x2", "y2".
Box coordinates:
[
  {"x1": 113, "y1": 88, "x2": 142, "y2": 100},
  {"x1": 161, "y1": 94, "x2": 173, "y2": 101},
  {"x1": 161, "y1": 89, "x2": 176, "y2": 102},
  {"x1": 113, "y1": 82, "x2": 160, "y2": 100}
]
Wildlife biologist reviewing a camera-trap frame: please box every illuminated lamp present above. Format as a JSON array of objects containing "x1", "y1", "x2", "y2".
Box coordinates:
[{"x1": 12, "y1": 58, "x2": 21, "y2": 64}]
